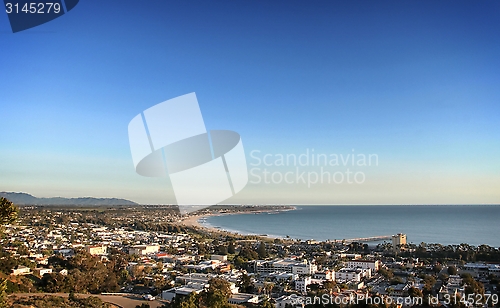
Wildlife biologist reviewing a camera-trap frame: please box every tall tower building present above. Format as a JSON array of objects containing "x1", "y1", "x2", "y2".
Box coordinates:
[{"x1": 392, "y1": 233, "x2": 407, "y2": 252}]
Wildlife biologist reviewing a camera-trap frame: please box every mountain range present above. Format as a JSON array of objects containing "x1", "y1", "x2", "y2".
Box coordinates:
[{"x1": 0, "y1": 192, "x2": 138, "y2": 206}]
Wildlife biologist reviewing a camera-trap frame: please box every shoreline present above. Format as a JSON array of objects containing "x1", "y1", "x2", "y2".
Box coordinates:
[{"x1": 180, "y1": 207, "x2": 297, "y2": 238}]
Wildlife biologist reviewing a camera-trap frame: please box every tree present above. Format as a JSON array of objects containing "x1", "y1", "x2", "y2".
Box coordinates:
[
  {"x1": 264, "y1": 282, "x2": 275, "y2": 297},
  {"x1": 379, "y1": 268, "x2": 394, "y2": 279},
  {"x1": 260, "y1": 299, "x2": 274, "y2": 308},
  {"x1": 439, "y1": 273, "x2": 449, "y2": 281},
  {"x1": 408, "y1": 286, "x2": 423, "y2": 298},
  {"x1": 227, "y1": 242, "x2": 236, "y2": 254},
  {"x1": 239, "y1": 273, "x2": 254, "y2": 293},
  {"x1": 0, "y1": 197, "x2": 18, "y2": 226},
  {"x1": 448, "y1": 265, "x2": 458, "y2": 275},
  {"x1": 208, "y1": 278, "x2": 232, "y2": 299},
  {"x1": 323, "y1": 281, "x2": 336, "y2": 294},
  {"x1": 0, "y1": 279, "x2": 7, "y2": 308},
  {"x1": 238, "y1": 246, "x2": 258, "y2": 261},
  {"x1": 0, "y1": 198, "x2": 17, "y2": 308},
  {"x1": 257, "y1": 242, "x2": 267, "y2": 259},
  {"x1": 217, "y1": 245, "x2": 228, "y2": 255},
  {"x1": 433, "y1": 264, "x2": 443, "y2": 273},
  {"x1": 169, "y1": 292, "x2": 198, "y2": 308},
  {"x1": 203, "y1": 278, "x2": 233, "y2": 308}
]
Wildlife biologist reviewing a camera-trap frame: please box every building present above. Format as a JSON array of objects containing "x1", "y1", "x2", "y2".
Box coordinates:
[
  {"x1": 335, "y1": 253, "x2": 362, "y2": 260},
  {"x1": 463, "y1": 263, "x2": 500, "y2": 276},
  {"x1": 269, "y1": 272, "x2": 298, "y2": 282},
  {"x1": 176, "y1": 273, "x2": 214, "y2": 284},
  {"x1": 34, "y1": 267, "x2": 53, "y2": 277},
  {"x1": 346, "y1": 260, "x2": 381, "y2": 272},
  {"x1": 211, "y1": 254, "x2": 228, "y2": 261},
  {"x1": 11, "y1": 265, "x2": 31, "y2": 276},
  {"x1": 295, "y1": 276, "x2": 312, "y2": 294},
  {"x1": 254, "y1": 259, "x2": 317, "y2": 275},
  {"x1": 292, "y1": 261, "x2": 317, "y2": 275},
  {"x1": 162, "y1": 283, "x2": 206, "y2": 301},
  {"x1": 128, "y1": 244, "x2": 160, "y2": 255},
  {"x1": 438, "y1": 275, "x2": 464, "y2": 300},
  {"x1": 275, "y1": 294, "x2": 305, "y2": 308},
  {"x1": 335, "y1": 268, "x2": 371, "y2": 282},
  {"x1": 392, "y1": 233, "x2": 407, "y2": 252},
  {"x1": 228, "y1": 293, "x2": 259, "y2": 304},
  {"x1": 86, "y1": 245, "x2": 107, "y2": 256},
  {"x1": 313, "y1": 270, "x2": 335, "y2": 281}
]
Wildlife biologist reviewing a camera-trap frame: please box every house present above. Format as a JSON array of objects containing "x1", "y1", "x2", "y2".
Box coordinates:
[
  {"x1": 129, "y1": 245, "x2": 160, "y2": 256},
  {"x1": 211, "y1": 254, "x2": 228, "y2": 261},
  {"x1": 275, "y1": 294, "x2": 305, "y2": 308},
  {"x1": 34, "y1": 267, "x2": 53, "y2": 277},
  {"x1": 254, "y1": 259, "x2": 317, "y2": 275},
  {"x1": 11, "y1": 265, "x2": 31, "y2": 276},
  {"x1": 86, "y1": 245, "x2": 107, "y2": 256},
  {"x1": 59, "y1": 269, "x2": 68, "y2": 276},
  {"x1": 335, "y1": 268, "x2": 371, "y2": 282},
  {"x1": 228, "y1": 293, "x2": 259, "y2": 304},
  {"x1": 162, "y1": 282, "x2": 206, "y2": 301},
  {"x1": 346, "y1": 260, "x2": 381, "y2": 272}
]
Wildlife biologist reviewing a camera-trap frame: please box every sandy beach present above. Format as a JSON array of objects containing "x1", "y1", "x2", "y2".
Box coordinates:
[
  {"x1": 179, "y1": 208, "x2": 296, "y2": 238},
  {"x1": 181, "y1": 214, "x2": 208, "y2": 228}
]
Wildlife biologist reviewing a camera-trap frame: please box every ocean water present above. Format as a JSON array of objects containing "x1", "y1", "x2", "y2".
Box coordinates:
[{"x1": 202, "y1": 205, "x2": 500, "y2": 247}]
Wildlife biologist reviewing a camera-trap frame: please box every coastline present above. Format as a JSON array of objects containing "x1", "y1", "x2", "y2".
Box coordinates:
[
  {"x1": 179, "y1": 205, "x2": 500, "y2": 246},
  {"x1": 180, "y1": 207, "x2": 297, "y2": 238}
]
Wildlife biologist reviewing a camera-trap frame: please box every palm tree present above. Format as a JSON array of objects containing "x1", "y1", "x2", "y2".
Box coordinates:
[{"x1": 264, "y1": 282, "x2": 275, "y2": 297}]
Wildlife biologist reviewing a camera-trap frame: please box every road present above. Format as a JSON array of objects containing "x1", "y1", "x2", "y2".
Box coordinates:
[{"x1": 10, "y1": 293, "x2": 168, "y2": 308}]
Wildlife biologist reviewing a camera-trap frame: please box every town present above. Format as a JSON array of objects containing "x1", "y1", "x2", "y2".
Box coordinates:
[{"x1": 1, "y1": 202, "x2": 499, "y2": 308}]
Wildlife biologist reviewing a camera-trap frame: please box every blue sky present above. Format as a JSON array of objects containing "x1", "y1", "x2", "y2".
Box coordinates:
[{"x1": 1, "y1": 0, "x2": 499, "y2": 204}]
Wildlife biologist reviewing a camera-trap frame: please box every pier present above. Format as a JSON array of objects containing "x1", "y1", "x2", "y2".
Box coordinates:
[{"x1": 331, "y1": 235, "x2": 392, "y2": 243}]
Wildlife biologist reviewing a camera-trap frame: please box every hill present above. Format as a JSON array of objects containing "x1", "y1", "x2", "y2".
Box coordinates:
[{"x1": 0, "y1": 192, "x2": 138, "y2": 206}]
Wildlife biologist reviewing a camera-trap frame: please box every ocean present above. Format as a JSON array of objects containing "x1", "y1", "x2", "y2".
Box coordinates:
[{"x1": 201, "y1": 205, "x2": 500, "y2": 247}]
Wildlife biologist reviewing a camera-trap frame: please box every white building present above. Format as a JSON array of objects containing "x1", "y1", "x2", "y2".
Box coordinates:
[
  {"x1": 392, "y1": 233, "x2": 407, "y2": 251},
  {"x1": 11, "y1": 265, "x2": 31, "y2": 276},
  {"x1": 346, "y1": 260, "x2": 381, "y2": 272},
  {"x1": 228, "y1": 293, "x2": 259, "y2": 304},
  {"x1": 335, "y1": 253, "x2": 362, "y2": 260},
  {"x1": 335, "y1": 268, "x2": 371, "y2": 282},
  {"x1": 176, "y1": 273, "x2": 213, "y2": 284},
  {"x1": 313, "y1": 270, "x2": 335, "y2": 281},
  {"x1": 293, "y1": 261, "x2": 317, "y2": 275},
  {"x1": 463, "y1": 263, "x2": 500, "y2": 275},
  {"x1": 276, "y1": 294, "x2": 305, "y2": 308},
  {"x1": 255, "y1": 259, "x2": 317, "y2": 275},
  {"x1": 129, "y1": 244, "x2": 160, "y2": 255},
  {"x1": 162, "y1": 283, "x2": 206, "y2": 301},
  {"x1": 86, "y1": 245, "x2": 107, "y2": 256},
  {"x1": 211, "y1": 254, "x2": 228, "y2": 261},
  {"x1": 269, "y1": 272, "x2": 298, "y2": 282},
  {"x1": 34, "y1": 267, "x2": 53, "y2": 277},
  {"x1": 295, "y1": 276, "x2": 312, "y2": 294}
]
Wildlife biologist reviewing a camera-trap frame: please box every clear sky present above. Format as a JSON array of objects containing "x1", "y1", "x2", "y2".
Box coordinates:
[{"x1": 1, "y1": 0, "x2": 499, "y2": 205}]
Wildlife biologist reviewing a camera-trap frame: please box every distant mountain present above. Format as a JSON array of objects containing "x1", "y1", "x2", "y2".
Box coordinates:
[{"x1": 0, "y1": 192, "x2": 138, "y2": 206}]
